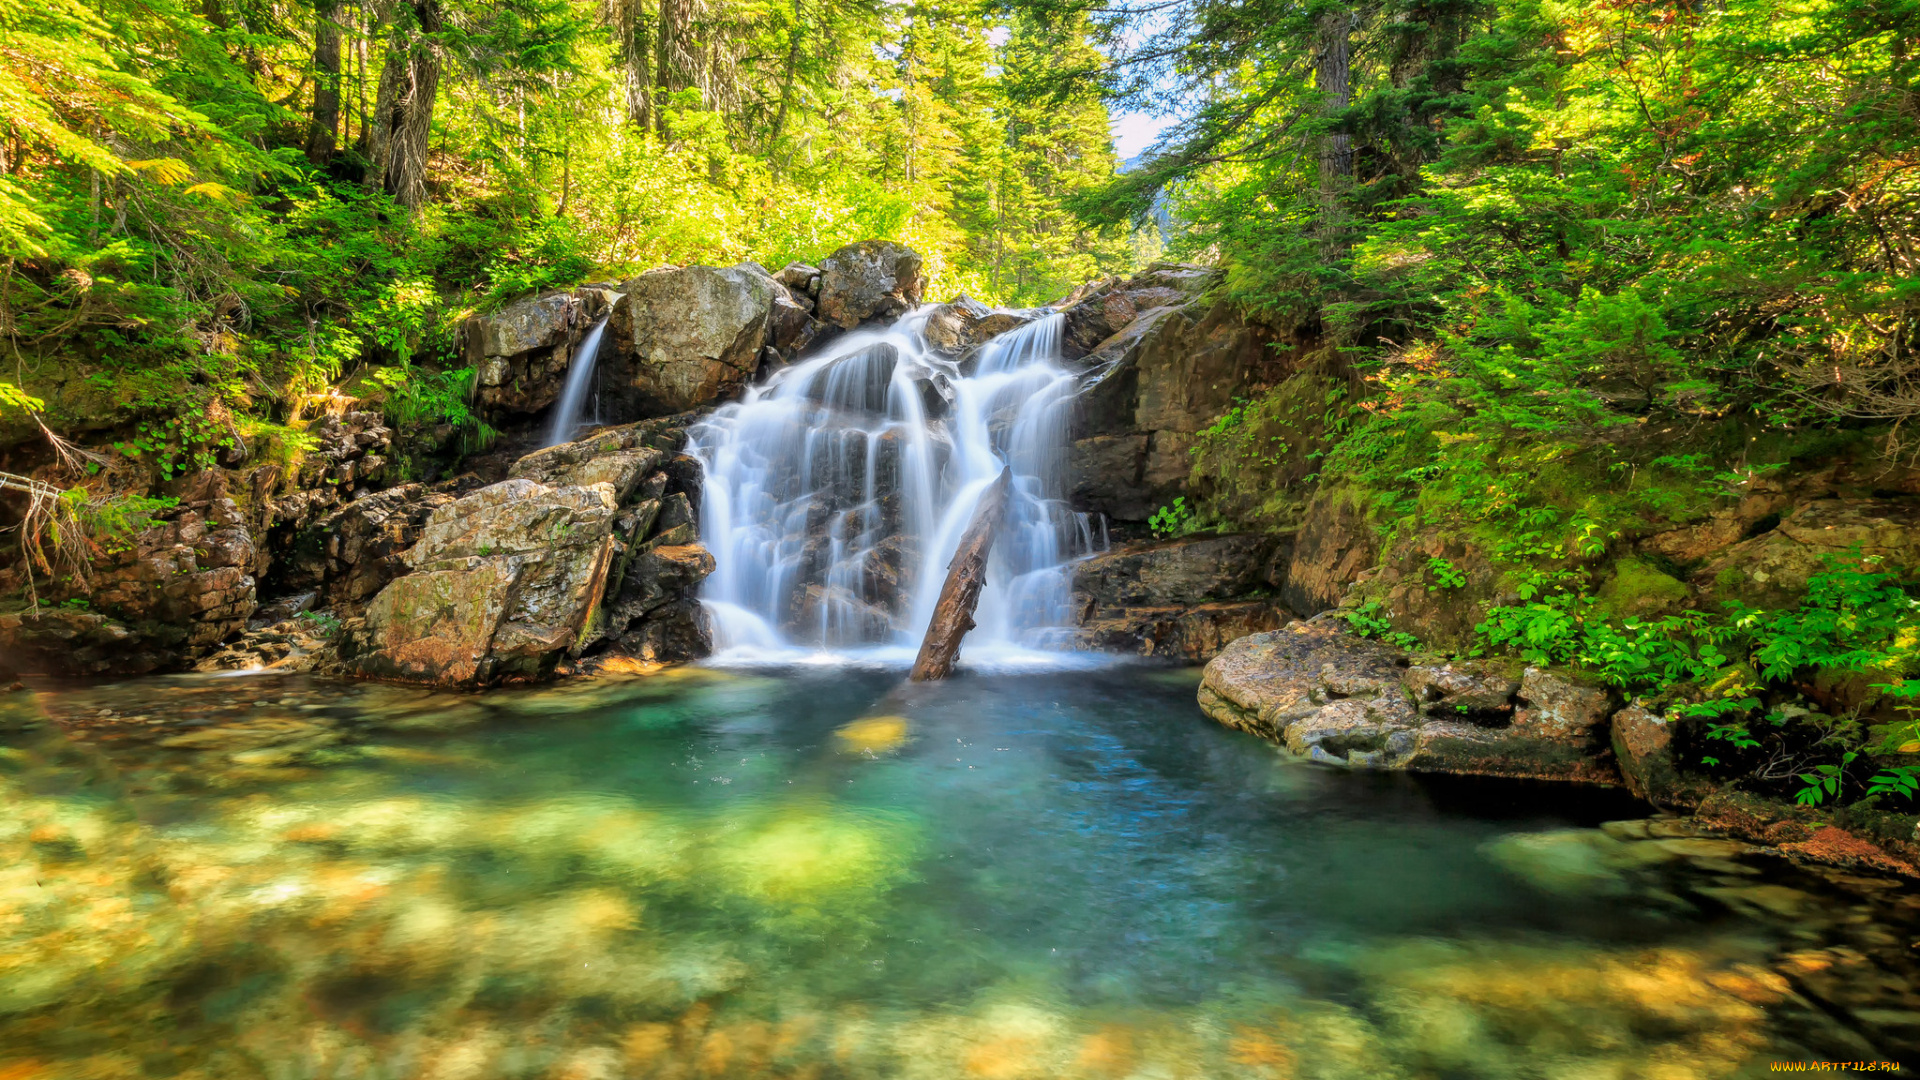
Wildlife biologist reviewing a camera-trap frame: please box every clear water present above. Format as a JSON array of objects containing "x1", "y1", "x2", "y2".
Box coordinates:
[
  {"x1": 688, "y1": 309, "x2": 1103, "y2": 659},
  {"x1": 3, "y1": 664, "x2": 1918, "y2": 1077}
]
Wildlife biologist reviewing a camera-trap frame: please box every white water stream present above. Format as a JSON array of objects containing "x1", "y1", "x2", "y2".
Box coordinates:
[
  {"x1": 544, "y1": 315, "x2": 609, "y2": 448},
  {"x1": 687, "y1": 307, "x2": 1105, "y2": 664}
]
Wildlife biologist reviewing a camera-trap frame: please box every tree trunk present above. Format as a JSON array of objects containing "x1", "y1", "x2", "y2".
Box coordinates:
[
  {"x1": 909, "y1": 468, "x2": 1012, "y2": 682},
  {"x1": 306, "y1": 0, "x2": 343, "y2": 166},
  {"x1": 366, "y1": 0, "x2": 443, "y2": 208},
  {"x1": 1314, "y1": 7, "x2": 1353, "y2": 259},
  {"x1": 655, "y1": 0, "x2": 695, "y2": 140}
]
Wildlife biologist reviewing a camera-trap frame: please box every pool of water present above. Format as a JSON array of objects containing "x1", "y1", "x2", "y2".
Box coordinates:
[{"x1": 2, "y1": 663, "x2": 1917, "y2": 1077}]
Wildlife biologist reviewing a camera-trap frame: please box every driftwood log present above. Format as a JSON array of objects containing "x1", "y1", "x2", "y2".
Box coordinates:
[{"x1": 909, "y1": 467, "x2": 1012, "y2": 681}]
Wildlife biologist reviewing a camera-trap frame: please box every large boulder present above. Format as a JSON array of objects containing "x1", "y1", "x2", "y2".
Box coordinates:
[
  {"x1": 817, "y1": 241, "x2": 923, "y2": 329},
  {"x1": 344, "y1": 478, "x2": 620, "y2": 686},
  {"x1": 1199, "y1": 622, "x2": 1622, "y2": 780},
  {"x1": 610, "y1": 265, "x2": 774, "y2": 413}
]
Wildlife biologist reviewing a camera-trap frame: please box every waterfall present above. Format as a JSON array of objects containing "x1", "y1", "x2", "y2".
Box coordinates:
[
  {"x1": 544, "y1": 315, "x2": 609, "y2": 448},
  {"x1": 688, "y1": 308, "x2": 1104, "y2": 661}
]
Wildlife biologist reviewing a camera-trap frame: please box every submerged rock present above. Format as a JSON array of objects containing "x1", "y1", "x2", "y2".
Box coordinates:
[{"x1": 1199, "y1": 621, "x2": 1622, "y2": 780}]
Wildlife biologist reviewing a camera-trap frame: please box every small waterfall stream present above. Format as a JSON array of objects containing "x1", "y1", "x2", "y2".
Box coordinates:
[
  {"x1": 688, "y1": 307, "x2": 1104, "y2": 661},
  {"x1": 544, "y1": 315, "x2": 609, "y2": 448}
]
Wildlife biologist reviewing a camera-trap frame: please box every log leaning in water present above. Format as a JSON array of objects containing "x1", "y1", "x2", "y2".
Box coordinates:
[{"x1": 909, "y1": 467, "x2": 1012, "y2": 681}]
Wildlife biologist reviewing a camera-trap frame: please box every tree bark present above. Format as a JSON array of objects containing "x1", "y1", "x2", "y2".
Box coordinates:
[
  {"x1": 654, "y1": 0, "x2": 696, "y2": 140},
  {"x1": 1314, "y1": 7, "x2": 1353, "y2": 259},
  {"x1": 909, "y1": 468, "x2": 1012, "y2": 682},
  {"x1": 366, "y1": 0, "x2": 443, "y2": 208},
  {"x1": 306, "y1": 0, "x2": 343, "y2": 166}
]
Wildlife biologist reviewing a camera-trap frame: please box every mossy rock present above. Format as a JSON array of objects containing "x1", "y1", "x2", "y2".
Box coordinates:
[{"x1": 1594, "y1": 557, "x2": 1690, "y2": 620}]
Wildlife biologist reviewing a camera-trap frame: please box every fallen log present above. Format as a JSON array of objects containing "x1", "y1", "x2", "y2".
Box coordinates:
[{"x1": 909, "y1": 467, "x2": 1012, "y2": 681}]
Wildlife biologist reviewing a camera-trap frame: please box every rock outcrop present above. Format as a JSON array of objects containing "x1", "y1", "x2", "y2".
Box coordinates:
[
  {"x1": 1199, "y1": 621, "x2": 1623, "y2": 781},
  {"x1": 1069, "y1": 534, "x2": 1290, "y2": 661},
  {"x1": 463, "y1": 286, "x2": 618, "y2": 419},
  {"x1": 0, "y1": 471, "x2": 259, "y2": 676},
  {"x1": 1061, "y1": 266, "x2": 1312, "y2": 522},
  {"x1": 817, "y1": 241, "x2": 923, "y2": 329},
  {"x1": 337, "y1": 416, "x2": 713, "y2": 686}
]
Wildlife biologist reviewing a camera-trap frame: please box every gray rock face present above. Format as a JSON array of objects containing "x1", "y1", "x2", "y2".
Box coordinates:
[
  {"x1": 1199, "y1": 622, "x2": 1622, "y2": 780},
  {"x1": 611, "y1": 264, "x2": 774, "y2": 413},
  {"x1": 345, "y1": 478, "x2": 622, "y2": 686},
  {"x1": 463, "y1": 288, "x2": 617, "y2": 418},
  {"x1": 818, "y1": 241, "x2": 923, "y2": 329}
]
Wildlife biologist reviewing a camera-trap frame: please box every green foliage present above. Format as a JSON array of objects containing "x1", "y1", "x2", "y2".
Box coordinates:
[
  {"x1": 1473, "y1": 555, "x2": 1920, "y2": 806},
  {"x1": 1147, "y1": 497, "x2": 1198, "y2": 540},
  {"x1": 1342, "y1": 600, "x2": 1420, "y2": 650},
  {"x1": 1427, "y1": 558, "x2": 1467, "y2": 592},
  {"x1": 297, "y1": 610, "x2": 342, "y2": 639}
]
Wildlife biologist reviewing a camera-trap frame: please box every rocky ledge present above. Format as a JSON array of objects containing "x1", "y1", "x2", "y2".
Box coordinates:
[{"x1": 1199, "y1": 619, "x2": 1619, "y2": 782}]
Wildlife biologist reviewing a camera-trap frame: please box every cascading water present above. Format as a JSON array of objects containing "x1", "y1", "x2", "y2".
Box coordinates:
[
  {"x1": 544, "y1": 315, "x2": 609, "y2": 448},
  {"x1": 688, "y1": 307, "x2": 1105, "y2": 662}
]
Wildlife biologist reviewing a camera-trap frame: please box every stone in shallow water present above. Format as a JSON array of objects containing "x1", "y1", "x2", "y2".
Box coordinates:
[{"x1": 1482, "y1": 829, "x2": 1635, "y2": 896}]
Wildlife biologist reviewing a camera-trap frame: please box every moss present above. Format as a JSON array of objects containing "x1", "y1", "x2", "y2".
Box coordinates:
[{"x1": 1594, "y1": 557, "x2": 1691, "y2": 620}]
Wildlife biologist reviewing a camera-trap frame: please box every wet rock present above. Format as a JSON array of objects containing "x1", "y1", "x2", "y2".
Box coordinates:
[
  {"x1": 1066, "y1": 434, "x2": 1151, "y2": 522},
  {"x1": 788, "y1": 583, "x2": 894, "y2": 644},
  {"x1": 923, "y1": 297, "x2": 1038, "y2": 357},
  {"x1": 1072, "y1": 600, "x2": 1289, "y2": 663},
  {"x1": 1611, "y1": 703, "x2": 1707, "y2": 808},
  {"x1": 610, "y1": 542, "x2": 715, "y2": 626},
  {"x1": 1073, "y1": 534, "x2": 1282, "y2": 608},
  {"x1": 817, "y1": 240, "x2": 923, "y2": 329},
  {"x1": 609, "y1": 264, "x2": 773, "y2": 413},
  {"x1": 344, "y1": 478, "x2": 620, "y2": 686},
  {"x1": 612, "y1": 597, "x2": 712, "y2": 663}
]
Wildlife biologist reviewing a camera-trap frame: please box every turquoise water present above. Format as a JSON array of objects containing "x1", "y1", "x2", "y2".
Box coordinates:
[{"x1": 2, "y1": 663, "x2": 1916, "y2": 1078}]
